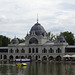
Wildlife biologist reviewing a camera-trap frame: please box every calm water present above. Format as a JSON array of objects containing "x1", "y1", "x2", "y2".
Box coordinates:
[{"x1": 0, "y1": 61, "x2": 75, "y2": 75}]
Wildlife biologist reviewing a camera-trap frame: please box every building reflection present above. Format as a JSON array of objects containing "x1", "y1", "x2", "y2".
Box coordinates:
[{"x1": 0, "y1": 62, "x2": 75, "y2": 75}]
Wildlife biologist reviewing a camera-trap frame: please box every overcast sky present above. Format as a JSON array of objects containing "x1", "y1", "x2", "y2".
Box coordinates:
[{"x1": 0, "y1": 0, "x2": 75, "y2": 39}]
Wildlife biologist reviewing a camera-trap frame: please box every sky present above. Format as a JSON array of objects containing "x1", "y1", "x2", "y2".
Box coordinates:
[{"x1": 0, "y1": 0, "x2": 75, "y2": 39}]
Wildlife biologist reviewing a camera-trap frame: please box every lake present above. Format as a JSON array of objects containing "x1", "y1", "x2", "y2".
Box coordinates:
[{"x1": 0, "y1": 61, "x2": 75, "y2": 75}]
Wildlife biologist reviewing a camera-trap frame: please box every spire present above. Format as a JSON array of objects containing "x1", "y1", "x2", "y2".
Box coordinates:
[
  {"x1": 14, "y1": 36, "x2": 16, "y2": 38},
  {"x1": 27, "y1": 32, "x2": 28, "y2": 36},
  {"x1": 37, "y1": 14, "x2": 38, "y2": 23}
]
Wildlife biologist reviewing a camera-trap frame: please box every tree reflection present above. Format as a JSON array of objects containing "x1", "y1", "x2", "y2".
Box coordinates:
[{"x1": 0, "y1": 62, "x2": 75, "y2": 75}]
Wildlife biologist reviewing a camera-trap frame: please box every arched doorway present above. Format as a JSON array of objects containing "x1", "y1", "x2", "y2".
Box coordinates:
[
  {"x1": 9, "y1": 55, "x2": 13, "y2": 60},
  {"x1": 36, "y1": 56, "x2": 38, "y2": 60},
  {"x1": 4, "y1": 55, "x2": 7, "y2": 59},
  {"x1": 56, "y1": 56, "x2": 61, "y2": 61},
  {"x1": 21, "y1": 56, "x2": 24, "y2": 59},
  {"x1": 48, "y1": 56, "x2": 54, "y2": 61},
  {"x1": 28, "y1": 55, "x2": 32, "y2": 60},
  {"x1": 15, "y1": 56, "x2": 19, "y2": 59},
  {"x1": 42, "y1": 56, "x2": 47, "y2": 61}
]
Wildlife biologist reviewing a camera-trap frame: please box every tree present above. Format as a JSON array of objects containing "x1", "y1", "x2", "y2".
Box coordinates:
[
  {"x1": 17, "y1": 38, "x2": 25, "y2": 43},
  {"x1": 47, "y1": 32, "x2": 56, "y2": 41},
  {"x1": 60, "y1": 31, "x2": 75, "y2": 45},
  {"x1": 0, "y1": 35, "x2": 10, "y2": 47}
]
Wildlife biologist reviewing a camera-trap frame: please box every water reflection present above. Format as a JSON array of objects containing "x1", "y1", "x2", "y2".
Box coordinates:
[{"x1": 0, "y1": 61, "x2": 75, "y2": 75}]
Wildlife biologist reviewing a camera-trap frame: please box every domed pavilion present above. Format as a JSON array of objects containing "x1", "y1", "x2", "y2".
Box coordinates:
[{"x1": 7, "y1": 20, "x2": 68, "y2": 61}]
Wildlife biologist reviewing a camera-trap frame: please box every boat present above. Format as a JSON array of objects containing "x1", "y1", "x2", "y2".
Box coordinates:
[
  {"x1": 16, "y1": 63, "x2": 27, "y2": 66},
  {"x1": 21, "y1": 63, "x2": 27, "y2": 66},
  {"x1": 15, "y1": 59, "x2": 31, "y2": 62}
]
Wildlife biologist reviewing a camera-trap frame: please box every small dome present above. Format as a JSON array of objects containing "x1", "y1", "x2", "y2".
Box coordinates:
[
  {"x1": 11, "y1": 38, "x2": 19, "y2": 44},
  {"x1": 56, "y1": 36, "x2": 66, "y2": 43},
  {"x1": 30, "y1": 22, "x2": 46, "y2": 36}
]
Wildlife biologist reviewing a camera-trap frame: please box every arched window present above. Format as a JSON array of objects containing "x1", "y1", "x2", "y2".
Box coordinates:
[
  {"x1": 21, "y1": 49, "x2": 25, "y2": 53},
  {"x1": 56, "y1": 48, "x2": 61, "y2": 53},
  {"x1": 29, "y1": 37, "x2": 38, "y2": 44},
  {"x1": 36, "y1": 48, "x2": 38, "y2": 53},
  {"x1": 42, "y1": 48, "x2": 47, "y2": 53},
  {"x1": 29, "y1": 48, "x2": 31, "y2": 53},
  {"x1": 10, "y1": 49, "x2": 13, "y2": 53},
  {"x1": 15, "y1": 49, "x2": 19, "y2": 53},
  {"x1": 49, "y1": 48, "x2": 54, "y2": 53},
  {"x1": 32, "y1": 48, "x2": 35, "y2": 53},
  {"x1": 4, "y1": 55, "x2": 7, "y2": 59}
]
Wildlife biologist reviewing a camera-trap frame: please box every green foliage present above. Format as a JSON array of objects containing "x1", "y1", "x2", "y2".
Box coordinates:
[
  {"x1": 0, "y1": 41, "x2": 2, "y2": 46},
  {"x1": 48, "y1": 31, "x2": 75, "y2": 45},
  {"x1": 0, "y1": 35, "x2": 10, "y2": 47},
  {"x1": 17, "y1": 38, "x2": 25, "y2": 43},
  {"x1": 47, "y1": 32, "x2": 56, "y2": 41},
  {"x1": 60, "y1": 31, "x2": 75, "y2": 45},
  {"x1": 0, "y1": 31, "x2": 75, "y2": 47}
]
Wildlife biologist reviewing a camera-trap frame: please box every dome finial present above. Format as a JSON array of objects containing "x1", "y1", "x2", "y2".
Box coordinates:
[
  {"x1": 37, "y1": 14, "x2": 38, "y2": 23},
  {"x1": 15, "y1": 36, "x2": 16, "y2": 38}
]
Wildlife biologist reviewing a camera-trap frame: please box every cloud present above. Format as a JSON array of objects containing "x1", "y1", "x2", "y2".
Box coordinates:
[
  {"x1": 59, "y1": 2, "x2": 75, "y2": 10},
  {"x1": 0, "y1": 0, "x2": 75, "y2": 38}
]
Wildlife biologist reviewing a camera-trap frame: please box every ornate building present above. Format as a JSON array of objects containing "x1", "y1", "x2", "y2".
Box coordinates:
[{"x1": 0, "y1": 20, "x2": 75, "y2": 61}]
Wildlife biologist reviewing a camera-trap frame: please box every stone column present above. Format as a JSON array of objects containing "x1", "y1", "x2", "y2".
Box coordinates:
[
  {"x1": 0, "y1": 55, "x2": 1, "y2": 59},
  {"x1": 2, "y1": 55, "x2": 3, "y2": 60}
]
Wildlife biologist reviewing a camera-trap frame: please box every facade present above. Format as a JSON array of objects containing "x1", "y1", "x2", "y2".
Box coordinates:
[
  {"x1": 0, "y1": 47, "x2": 8, "y2": 60},
  {"x1": 0, "y1": 21, "x2": 75, "y2": 61}
]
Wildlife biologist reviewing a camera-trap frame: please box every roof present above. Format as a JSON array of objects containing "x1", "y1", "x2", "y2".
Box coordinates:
[
  {"x1": 0, "y1": 47, "x2": 8, "y2": 49},
  {"x1": 11, "y1": 38, "x2": 19, "y2": 44},
  {"x1": 44, "y1": 41, "x2": 54, "y2": 45},
  {"x1": 30, "y1": 22, "x2": 46, "y2": 36},
  {"x1": 56, "y1": 36, "x2": 66, "y2": 43},
  {"x1": 66, "y1": 45, "x2": 75, "y2": 48},
  {"x1": 19, "y1": 43, "x2": 25, "y2": 46}
]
